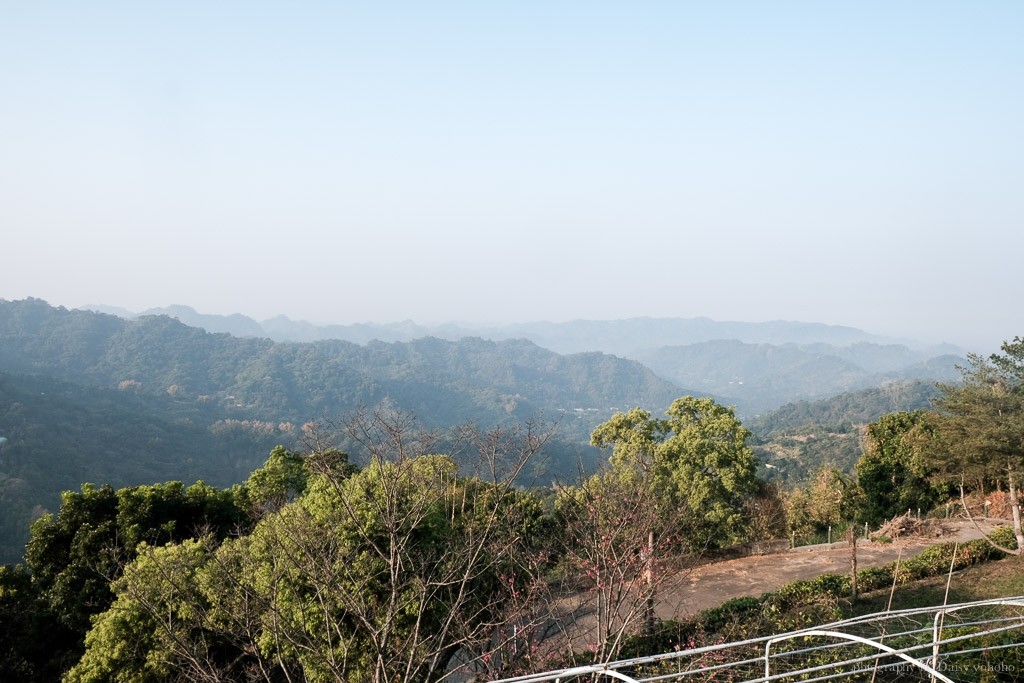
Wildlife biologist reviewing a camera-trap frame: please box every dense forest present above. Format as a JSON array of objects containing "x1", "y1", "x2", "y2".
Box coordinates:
[
  {"x1": 0, "y1": 299, "x2": 688, "y2": 561},
  {"x1": 0, "y1": 371, "x2": 283, "y2": 562},
  {"x1": 750, "y1": 380, "x2": 942, "y2": 480},
  {"x1": 3, "y1": 336, "x2": 1024, "y2": 681},
  {"x1": 3, "y1": 298, "x2": 1021, "y2": 681},
  {"x1": 0, "y1": 299, "x2": 686, "y2": 435},
  {"x1": 0, "y1": 300, "x2": 965, "y2": 561},
  {"x1": 0, "y1": 398, "x2": 775, "y2": 680},
  {"x1": 93, "y1": 303, "x2": 964, "y2": 414}
]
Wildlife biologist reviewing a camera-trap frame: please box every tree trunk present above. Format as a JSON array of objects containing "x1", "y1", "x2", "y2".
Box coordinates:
[
  {"x1": 1008, "y1": 469, "x2": 1024, "y2": 552},
  {"x1": 960, "y1": 481, "x2": 1020, "y2": 556},
  {"x1": 644, "y1": 529, "x2": 655, "y2": 640},
  {"x1": 848, "y1": 524, "x2": 858, "y2": 600}
]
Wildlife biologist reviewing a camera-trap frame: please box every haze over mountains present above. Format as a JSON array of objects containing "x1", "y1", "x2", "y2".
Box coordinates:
[
  {"x1": 90, "y1": 303, "x2": 955, "y2": 352},
  {"x1": 85, "y1": 303, "x2": 965, "y2": 414},
  {"x1": 4, "y1": 300, "x2": 684, "y2": 438},
  {"x1": 0, "y1": 298, "x2": 969, "y2": 562}
]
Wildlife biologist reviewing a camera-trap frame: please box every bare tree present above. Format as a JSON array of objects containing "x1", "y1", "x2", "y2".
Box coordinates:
[{"x1": 545, "y1": 463, "x2": 690, "y2": 665}]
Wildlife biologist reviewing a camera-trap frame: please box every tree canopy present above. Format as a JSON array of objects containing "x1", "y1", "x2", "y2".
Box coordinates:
[
  {"x1": 855, "y1": 411, "x2": 948, "y2": 525},
  {"x1": 930, "y1": 338, "x2": 1024, "y2": 552},
  {"x1": 62, "y1": 414, "x2": 557, "y2": 682},
  {"x1": 590, "y1": 396, "x2": 759, "y2": 549}
]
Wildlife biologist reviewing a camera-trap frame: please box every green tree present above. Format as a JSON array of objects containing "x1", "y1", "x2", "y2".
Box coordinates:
[
  {"x1": 0, "y1": 564, "x2": 72, "y2": 682},
  {"x1": 590, "y1": 396, "x2": 759, "y2": 549},
  {"x1": 26, "y1": 481, "x2": 246, "y2": 635},
  {"x1": 242, "y1": 444, "x2": 357, "y2": 516},
  {"x1": 931, "y1": 339, "x2": 1024, "y2": 553},
  {"x1": 68, "y1": 414, "x2": 556, "y2": 682},
  {"x1": 856, "y1": 411, "x2": 948, "y2": 525},
  {"x1": 243, "y1": 445, "x2": 308, "y2": 513},
  {"x1": 21, "y1": 478, "x2": 250, "y2": 678},
  {"x1": 785, "y1": 466, "x2": 857, "y2": 536},
  {"x1": 64, "y1": 539, "x2": 216, "y2": 683}
]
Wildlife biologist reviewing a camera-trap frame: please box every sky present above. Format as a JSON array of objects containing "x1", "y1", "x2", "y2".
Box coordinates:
[{"x1": 2, "y1": 2, "x2": 1022, "y2": 351}]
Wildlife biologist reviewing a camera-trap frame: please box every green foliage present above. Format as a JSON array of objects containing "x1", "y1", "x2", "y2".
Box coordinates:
[
  {"x1": 25, "y1": 483, "x2": 121, "y2": 633},
  {"x1": 0, "y1": 370, "x2": 283, "y2": 563},
  {"x1": 750, "y1": 381, "x2": 942, "y2": 483},
  {"x1": 0, "y1": 299, "x2": 686, "y2": 559},
  {"x1": 69, "y1": 441, "x2": 554, "y2": 682},
  {"x1": 0, "y1": 299, "x2": 682, "y2": 441},
  {"x1": 932, "y1": 342, "x2": 1024, "y2": 485},
  {"x1": 590, "y1": 397, "x2": 759, "y2": 549},
  {"x1": 243, "y1": 445, "x2": 311, "y2": 513},
  {"x1": 21, "y1": 478, "x2": 249, "y2": 673},
  {"x1": 929, "y1": 338, "x2": 1024, "y2": 551},
  {"x1": 0, "y1": 564, "x2": 73, "y2": 682},
  {"x1": 785, "y1": 466, "x2": 863, "y2": 535},
  {"x1": 754, "y1": 430, "x2": 863, "y2": 484},
  {"x1": 856, "y1": 411, "x2": 950, "y2": 525},
  {"x1": 64, "y1": 540, "x2": 210, "y2": 683},
  {"x1": 750, "y1": 381, "x2": 942, "y2": 438},
  {"x1": 248, "y1": 456, "x2": 463, "y2": 679}
]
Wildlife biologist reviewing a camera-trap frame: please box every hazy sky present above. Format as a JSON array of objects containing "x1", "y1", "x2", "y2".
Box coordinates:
[{"x1": 3, "y1": 2, "x2": 1022, "y2": 351}]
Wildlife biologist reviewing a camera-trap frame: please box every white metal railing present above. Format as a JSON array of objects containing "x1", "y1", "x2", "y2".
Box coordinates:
[{"x1": 488, "y1": 597, "x2": 1024, "y2": 683}]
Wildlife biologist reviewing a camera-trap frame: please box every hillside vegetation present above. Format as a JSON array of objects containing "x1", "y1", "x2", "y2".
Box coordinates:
[
  {"x1": 0, "y1": 371, "x2": 283, "y2": 562},
  {"x1": 0, "y1": 299, "x2": 690, "y2": 560},
  {"x1": 748, "y1": 381, "x2": 942, "y2": 481},
  {"x1": 0, "y1": 300, "x2": 685, "y2": 435},
  {"x1": 88, "y1": 303, "x2": 964, "y2": 415},
  {"x1": 1, "y1": 299, "x2": 1021, "y2": 681},
  {"x1": 632, "y1": 340, "x2": 960, "y2": 414},
  {"x1": 0, "y1": 300, "x2": 962, "y2": 560}
]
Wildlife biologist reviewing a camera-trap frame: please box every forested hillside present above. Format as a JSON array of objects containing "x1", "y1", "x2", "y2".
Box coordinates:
[
  {"x1": 0, "y1": 299, "x2": 963, "y2": 561},
  {"x1": 749, "y1": 381, "x2": 942, "y2": 436},
  {"x1": 749, "y1": 380, "x2": 942, "y2": 480},
  {"x1": 0, "y1": 372, "x2": 283, "y2": 562},
  {"x1": 0, "y1": 301, "x2": 1014, "y2": 680},
  {"x1": 85, "y1": 304, "x2": 964, "y2": 415},
  {"x1": 0, "y1": 300, "x2": 686, "y2": 435},
  {"x1": 0, "y1": 299, "x2": 692, "y2": 561},
  {"x1": 631, "y1": 340, "x2": 961, "y2": 413}
]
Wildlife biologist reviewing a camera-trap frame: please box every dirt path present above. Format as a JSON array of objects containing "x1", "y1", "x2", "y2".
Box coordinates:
[{"x1": 657, "y1": 519, "x2": 1006, "y2": 619}]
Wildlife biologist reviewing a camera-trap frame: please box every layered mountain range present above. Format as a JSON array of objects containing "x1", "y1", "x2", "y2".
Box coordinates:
[
  {"x1": 0, "y1": 298, "x2": 968, "y2": 562},
  {"x1": 86, "y1": 303, "x2": 965, "y2": 414}
]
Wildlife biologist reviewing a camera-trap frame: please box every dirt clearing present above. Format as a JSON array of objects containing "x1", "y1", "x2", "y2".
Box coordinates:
[{"x1": 657, "y1": 519, "x2": 1007, "y2": 619}]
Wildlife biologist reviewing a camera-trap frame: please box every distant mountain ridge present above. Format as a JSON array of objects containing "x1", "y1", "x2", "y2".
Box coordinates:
[
  {"x1": 81, "y1": 304, "x2": 947, "y2": 354},
  {"x1": 0, "y1": 298, "x2": 706, "y2": 561},
  {"x1": 0, "y1": 299, "x2": 968, "y2": 562},
  {"x1": 76, "y1": 303, "x2": 966, "y2": 414},
  {"x1": 748, "y1": 380, "x2": 943, "y2": 481},
  {"x1": 631, "y1": 340, "x2": 964, "y2": 414},
  {"x1": 2, "y1": 299, "x2": 689, "y2": 439}
]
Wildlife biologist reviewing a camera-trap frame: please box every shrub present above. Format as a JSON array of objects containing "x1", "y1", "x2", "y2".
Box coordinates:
[
  {"x1": 988, "y1": 525, "x2": 1019, "y2": 550},
  {"x1": 856, "y1": 566, "x2": 893, "y2": 593}
]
